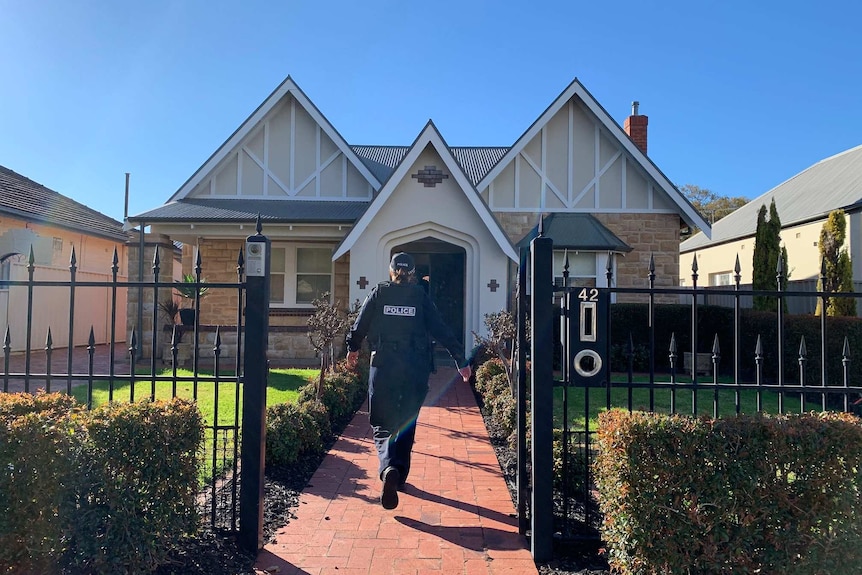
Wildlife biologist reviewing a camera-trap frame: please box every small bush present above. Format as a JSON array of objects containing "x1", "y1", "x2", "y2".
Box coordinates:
[
  {"x1": 0, "y1": 391, "x2": 76, "y2": 420},
  {"x1": 71, "y1": 399, "x2": 204, "y2": 574},
  {"x1": 0, "y1": 394, "x2": 203, "y2": 575},
  {"x1": 474, "y1": 359, "x2": 506, "y2": 396},
  {"x1": 488, "y1": 391, "x2": 516, "y2": 439},
  {"x1": 266, "y1": 402, "x2": 305, "y2": 465},
  {"x1": 595, "y1": 410, "x2": 862, "y2": 575},
  {"x1": 0, "y1": 406, "x2": 82, "y2": 573}
]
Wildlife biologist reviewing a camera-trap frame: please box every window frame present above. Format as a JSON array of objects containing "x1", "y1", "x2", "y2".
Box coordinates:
[{"x1": 269, "y1": 243, "x2": 334, "y2": 308}]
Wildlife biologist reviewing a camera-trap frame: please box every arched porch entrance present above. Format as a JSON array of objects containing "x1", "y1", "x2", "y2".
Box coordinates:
[{"x1": 391, "y1": 237, "x2": 466, "y2": 351}]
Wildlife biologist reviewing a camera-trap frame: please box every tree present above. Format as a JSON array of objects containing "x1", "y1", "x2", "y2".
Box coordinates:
[
  {"x1": 307, "y1": 292, "x2": 350, "y2": 395},
  {"x1": 815, "y1": 209, "x2": 856, "y2": 316},
  {"x1": 472, "y1": 311, "x2": 518, "y2": 393},
  {"x1": 679, "y1": 184, "x2": 748, "y2": 234},
  {"x1": 752, "y1": 198, "x2": 789, "y2": 311}
]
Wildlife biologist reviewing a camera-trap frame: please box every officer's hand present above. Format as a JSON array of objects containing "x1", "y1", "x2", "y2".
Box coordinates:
[
  {"x1": 347, "y1": 351, "x2": 359, "y2": 369},
  {"x1": 458, "y1": 365, "x2": 472, "y2": 382}
]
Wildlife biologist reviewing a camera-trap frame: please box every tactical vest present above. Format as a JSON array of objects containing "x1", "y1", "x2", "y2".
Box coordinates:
[{"x1": 368, "y1": 282, "x2": 428, "y2": 353}]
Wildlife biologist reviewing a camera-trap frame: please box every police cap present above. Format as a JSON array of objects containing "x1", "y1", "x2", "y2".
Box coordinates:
[{"x1": 389, "y1": 252, "x2": 415, "y2": 273}]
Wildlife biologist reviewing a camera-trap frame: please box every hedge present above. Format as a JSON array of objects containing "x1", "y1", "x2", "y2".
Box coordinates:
[
  {"x1": 0, "y1": 393, "x2": 203, "y2": 574},
  {"x1": 265, "y1": 360, "x2": 366, "y2": 468},
  {"x1": 594, "y1": 409, "x2": 862, "y2": 575}
]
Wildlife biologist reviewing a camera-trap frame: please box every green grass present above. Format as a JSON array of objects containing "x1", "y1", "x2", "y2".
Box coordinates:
[
  {"x1": 555, "y1": 375, "x2": 835, "y2": 430},
  {"x1": 72, "y1": 367, "x2": 317, "y2": 426}
]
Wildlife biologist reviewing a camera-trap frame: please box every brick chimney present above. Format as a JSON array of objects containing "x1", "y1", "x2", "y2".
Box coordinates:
[{"x1": 623, "y1": 101, "x2": 648, "y2": 155}]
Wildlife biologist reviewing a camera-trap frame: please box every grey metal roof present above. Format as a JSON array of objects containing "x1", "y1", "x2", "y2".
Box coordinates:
[
  {"x1": 351, "y1": 146, "x2": 408, "y2": 185},
  {"x1": 130, "y1": 198, "x2": 369, "y2": 223},
  {"x1": 515, "y1": 213, "x2": 633, "y2": 252},
  {"x1": 0, "y1": 165, "x2": 126, "y2": 242},
  {"x1": 681, "y1": 144, "x2": 862, "y2": 252},
  {"x1": 351, "y1": 145, "x2": 510, "y2": 187}
]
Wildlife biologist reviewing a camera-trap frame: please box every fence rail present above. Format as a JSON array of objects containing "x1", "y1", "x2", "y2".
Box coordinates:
[
  {"x1": 518, "y1": 242, "x2": 862, "y2": 559},
  {"x1": 0, "y1": 227, "x2": 271, "y2": 552}
]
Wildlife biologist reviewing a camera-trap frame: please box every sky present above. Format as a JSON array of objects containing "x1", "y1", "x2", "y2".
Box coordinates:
[{"x1": 1, "y1": 0, "x2": 860, "y2": 224}]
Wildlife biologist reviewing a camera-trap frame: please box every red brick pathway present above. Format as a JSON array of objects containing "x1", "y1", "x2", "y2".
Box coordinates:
[{"x1": 254, "y1": 367, "x2": 538, "y2": 575}]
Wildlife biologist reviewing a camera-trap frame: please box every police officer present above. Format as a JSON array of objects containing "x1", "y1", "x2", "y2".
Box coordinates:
[{"x1": 346, "y1": 252, "x2": 472, "y2": 509}]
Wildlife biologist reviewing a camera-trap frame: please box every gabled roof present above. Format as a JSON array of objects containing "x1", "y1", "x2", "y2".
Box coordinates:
[
  {"x1": 475, "y1": 78, "x2": 711, "y2": 237},
  {"x1": 334, "y1": 122, "x2": 518, "y2": 261},
  {"x1": 351, "y1": 145, "x2": 510, "y2": 187},
  {"x1": 167, "y1": 76, "x2": 381, "y2": 202},
  {"x1": 515, "y1": 213, "x2": 633, "y2": 253},
  {"x1": 0, "y1": 165, "x2": 126, "y2": 242},
  {"x1": 681, "y1": 144, "x2": 862, "y2": 253},
  {"x1": 131, "y1": 198, "x2": 367, "y2": 223}
]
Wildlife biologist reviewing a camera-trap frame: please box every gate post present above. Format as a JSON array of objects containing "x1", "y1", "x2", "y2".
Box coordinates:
[
  {"x1": 239, "y1": 222, "x2": 270, "y2": 553},
  {"x1": 530, "y1": 232, "x2": 554, "y2": 561}
]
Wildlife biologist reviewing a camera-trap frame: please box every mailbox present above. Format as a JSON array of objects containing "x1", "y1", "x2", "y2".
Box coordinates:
[{"x1": 567, "y1": 287, "x2": 608, "y2": 384}]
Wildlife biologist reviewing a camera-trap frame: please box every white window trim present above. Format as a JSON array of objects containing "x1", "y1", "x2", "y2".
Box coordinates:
[{"x1": 270, "y1": 243, "x2": 334, "y2": 308}]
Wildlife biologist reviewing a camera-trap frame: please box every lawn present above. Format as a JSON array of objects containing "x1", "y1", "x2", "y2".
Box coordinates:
[
  {"x1": 555, "y1": 375, "x2": 836, "y2": 430},
  {"x1": 72, "y1": 367, "x2": 318, "y2": 426}
]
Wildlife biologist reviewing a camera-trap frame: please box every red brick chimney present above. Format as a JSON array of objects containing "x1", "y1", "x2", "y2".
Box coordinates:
[{"x1": 623, "y1": 101, "x2": 648, "y2": 155}]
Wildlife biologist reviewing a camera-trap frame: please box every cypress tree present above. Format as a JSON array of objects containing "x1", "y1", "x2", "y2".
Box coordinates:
[
  {"x1": 816, "y1": 209, "x2": 856, "y2": 316},
  {"x1": 752, "y1": 199, "x2": 788, "y2": 310}
]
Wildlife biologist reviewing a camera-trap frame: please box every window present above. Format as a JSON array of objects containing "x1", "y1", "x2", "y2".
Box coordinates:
[
  {"x1": 269, "y1": 245, "x2": 333, "y2": 306},
  {"x1": 553, "y1": 251, "x2": 598, "y2": 288},
  {"x1": 709, "y1": 272, "x2": 733, "y2": 286}
]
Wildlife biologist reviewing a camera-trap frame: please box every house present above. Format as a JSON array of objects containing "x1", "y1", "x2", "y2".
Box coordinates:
[
  {"x1": 127, "y1": 76, "x2": 710, "y2": 364},
  {"x1": 0, "y1": 165, "x2": 130, "y2": 351},
  {"x1": 680, "y1": 144, "x2": 862, "y2": 288}
]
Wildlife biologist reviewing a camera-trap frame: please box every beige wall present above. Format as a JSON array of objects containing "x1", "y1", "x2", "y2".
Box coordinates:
[
  {"x1": 683, "y1": 218, "x2": 833, "y2": 286},
  {"x1": 0, "y1": 215, "x2": 130, "y2": 351}
]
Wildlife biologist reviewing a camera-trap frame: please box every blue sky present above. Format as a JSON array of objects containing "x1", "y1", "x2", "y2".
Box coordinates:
[{"x1": 1, "y1": 0, "x2": 860, "y2": 223}]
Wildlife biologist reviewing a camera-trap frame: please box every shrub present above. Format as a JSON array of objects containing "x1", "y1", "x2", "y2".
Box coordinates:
[
  {"x1": 0, "y1": 394, "x2": 204, "y2": 575},
  {"x1": 266, "y1": 402, "x2": 305, "y2": 465},
  {"x1": 488, "y1": 391, "x2": 516, "y2": 439},
  {"x1": 474, "y1": 358, "x2": 506, "y2": 396},
  {"x1": 594, "y1": 410, "x2": 862, "y2": 575},
  {"x1": 0, "y1": 406, "x2": 82, "y2": 572},
  {"x1": 266, "y1": 399, "x2": 332, "y2": 466},
  {"x1": 70, "y1": 399, "x2": 203, "y2": 574},
  {"x1": 0, "y1": 391, "x2": 76, "y2": 420}
]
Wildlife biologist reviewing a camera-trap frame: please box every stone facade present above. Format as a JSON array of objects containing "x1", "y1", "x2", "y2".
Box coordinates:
[
  {"x1": 126, "y1": 232, "x2": 178, "y2": 359},
  {"x1": 152, "y1": 239, "x2": 353, "y2": 367},
  {"x1": 495, "y1": 211, "x2": 681, "y2": 304}
]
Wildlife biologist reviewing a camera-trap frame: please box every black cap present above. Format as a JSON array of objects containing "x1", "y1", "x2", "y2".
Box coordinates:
[{"x1": 389, "y1": 252, "x2": 415, "y2": 273}]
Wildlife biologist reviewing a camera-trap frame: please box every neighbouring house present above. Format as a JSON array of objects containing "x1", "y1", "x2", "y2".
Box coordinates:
[
  {"x1": 0, "y1": 165, "x2": 130, "y2": 351},
  {"x1": 680, "y1": 145, "x2": 862, "y2": 293},
  {"x1": 127, "y1": 76, "x2": 710, "y2": 365}
]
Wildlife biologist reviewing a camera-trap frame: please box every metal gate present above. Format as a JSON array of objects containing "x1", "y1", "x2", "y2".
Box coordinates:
[
  {"x1": 0, "y1": 222, "x2": 271, "y2": 552},
  {"x1": 516, "y1": 233, "x2": 862, "y2": 560}
]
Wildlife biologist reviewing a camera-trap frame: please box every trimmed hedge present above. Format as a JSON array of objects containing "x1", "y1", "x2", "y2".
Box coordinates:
[
  {"x1": 71, "y1": 400, "x2": 203, "y2": 574},
  {"x1": 594, "y1": 409, "x2": 862, "y2": 575},
  {"x1": 0, "y1": 393, "x2": 203, "y2": 574},
  {"x1": 265, "y1": 360, "x2": 366, "y2": 467}
]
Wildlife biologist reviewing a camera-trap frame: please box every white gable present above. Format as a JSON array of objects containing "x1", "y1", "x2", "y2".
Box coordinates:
[
  {"x1": 334, "y1": 122, "x2": 517, "y2": 261},
  {"x1": 169, "y1": 77, "x2": 379, "y2": 202},
  {"x1": 477, "y1": 79, "x2": 710, "y2": 237}
]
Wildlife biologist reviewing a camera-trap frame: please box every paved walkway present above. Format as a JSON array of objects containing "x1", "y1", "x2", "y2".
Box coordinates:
[{"x1": 254, "y1": 366, "x2": 538, "y2": 575}]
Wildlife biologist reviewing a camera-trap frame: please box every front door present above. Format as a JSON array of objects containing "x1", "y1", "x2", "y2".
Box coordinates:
[{"x1": 392, "y1": 239, "x2": 465, "y2": 348}]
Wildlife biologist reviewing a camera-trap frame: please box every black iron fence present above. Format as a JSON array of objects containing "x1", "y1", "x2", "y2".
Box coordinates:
[
  {"x1": 0, "y1": 224, "x2": 272, "y2": 552},
  {"x1": 517, "y1": 237, "x2": 862, "y2": 560}
]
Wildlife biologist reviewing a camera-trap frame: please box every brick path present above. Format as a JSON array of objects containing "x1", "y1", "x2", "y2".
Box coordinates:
[
  {"x1": 0, "y1": 343, "x2": 132, "y2": 393},
  {"x1": 254, "y1": 366, "x2": 538, "y2": 575}
]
